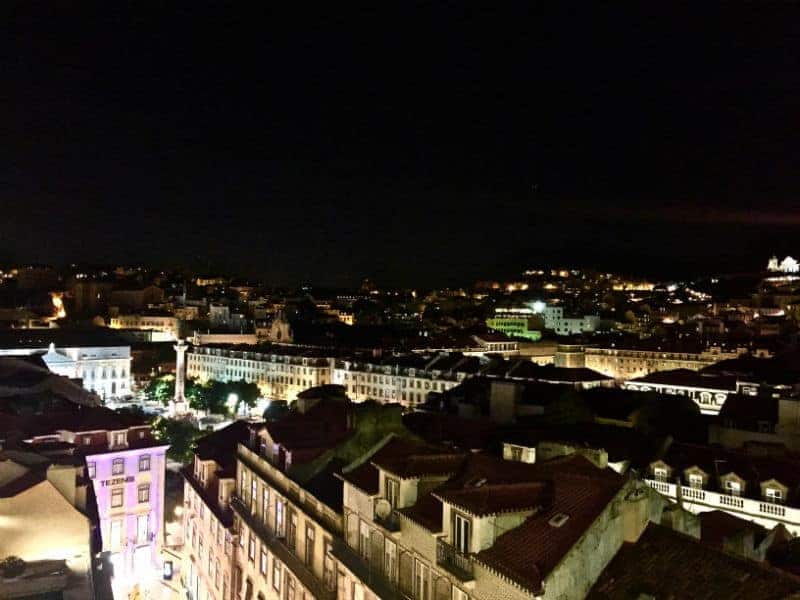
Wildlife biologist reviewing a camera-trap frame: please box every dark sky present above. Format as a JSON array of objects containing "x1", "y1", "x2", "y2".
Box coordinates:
[{"x1": 4, "y1": 3, "x2": 800, "y2": 286}]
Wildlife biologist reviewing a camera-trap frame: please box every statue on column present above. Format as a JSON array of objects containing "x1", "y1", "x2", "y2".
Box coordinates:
[{"x1": 169, "y1": 339, "x2": 189, "y2": 416}]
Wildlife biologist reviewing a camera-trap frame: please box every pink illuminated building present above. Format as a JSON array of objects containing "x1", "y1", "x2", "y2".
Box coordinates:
[{"x1": 22, "y1": 406, "x2": 169, "y2": 593}]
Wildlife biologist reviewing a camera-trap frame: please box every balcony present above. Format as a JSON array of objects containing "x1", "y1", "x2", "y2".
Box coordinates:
[
  {"x1": 436, "y1": 540, "x2": 474, "y2": 581},
  {"x1": 645, "y1": 479, "x2": 800, "y2": 535},
  {"x1": 231, "y1": 497, "x2": 335, "y2": 600},
  {"x1": 330, "y1": 538, "x2": 408, "y2": 600},
  {"x1": 374, "y1": 509, "x2": 401, "y2": 533}
]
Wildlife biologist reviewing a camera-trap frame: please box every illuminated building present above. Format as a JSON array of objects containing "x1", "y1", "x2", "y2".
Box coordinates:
[
  {"x1": 540, "y1": 305, "x2": 600, "y2": 336},
  {"x1": 645, "y1": 441, "x2": 800, "y2": 535},
  {"x1": 0, "y1": 456, "x2": 95, "y2": 598},
  {"x1": 622, "y1": 369, "x2": 752, "y2": 415},
  {"x1": 486, "y1": 312, "x2": 542, "y2": 341},
  {"x1": 0, "y1": 329, "x2": 132, "y2": 400},
  {"x1": 109, "y1": 312, "x2": 181, "y2": 341},
  {"x1": 334, "y1": 437, "x2": 665, "y2": 600},
  {"x1": 31, "y1": 408, "x2": 170, "y2": 595},
  {"x1": 181, "y1": 421, "x2": 250, "y2": 600},
  {"x1": 186, "y1": 344, "x2": 331, "y2": 402},
  {"x1": 768, "y1": 255, "x2": 800, "y2": 273},
  {"x1": 332, "y1": 353, "x2": 478, "y2": 407},
  {"x1": 557, "y1": 343, "x2": 748, "y2": 381}
]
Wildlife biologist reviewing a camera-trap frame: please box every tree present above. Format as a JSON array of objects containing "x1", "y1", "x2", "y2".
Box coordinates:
[
  {"x1": 144, "y1": 375, "x2": 175, "y2": 405},
  {"x1": 151, "y1": 417, "x2": 202, "y2": 464},
  {"x1": 228, "y1": 380, "x2": 260, "y2": 415}
]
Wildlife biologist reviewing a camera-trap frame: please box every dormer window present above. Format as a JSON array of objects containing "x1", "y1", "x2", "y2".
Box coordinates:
[
  {"x1": 766, "y1": 488, "x2": 783, "y2": 504},
  {"x1": 653, "y1": 467, "x2": 667, "y2": 482},
  {"x1": 386, "y1": 478, "x2": 399, "y2": 509},
  {"x1": 453, "y1": 512, "x2": 471, "y2": 554},
  {"x1": 688, "y1": 474, "x2": 703, "y2": 489},
  {"x1": 725, "y1": 480, "x2": 741, "y2": 497},
  {"x1": 113, "y1": 432, "x2": 126, "y2": 447}
]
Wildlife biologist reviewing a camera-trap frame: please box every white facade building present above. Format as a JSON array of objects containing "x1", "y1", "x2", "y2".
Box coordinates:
[
  {"x1": 541, "y1": 306, "x2": 600, "y2": 336},
  {"x1": 0, "y1": 332, "x2": 133, "y2": 400}
]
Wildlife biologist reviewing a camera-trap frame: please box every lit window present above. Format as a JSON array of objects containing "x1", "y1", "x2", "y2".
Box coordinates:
[
  {"x1": 688, "y1": 474, "x2": 703, "y2": 489},
  {"x1": 138, "y1": 484, "x2": 150, "y2": 503},
  {"x1": 260, "y1": 549, "x2": 268, "y2": 575},
  {"x1": 111, "y1": 487, "x2": 124, "y2": 508},
  {"x1": 272, "y1": 562, "x2": 281, "y2": 592},
  {"x1": 139, "y1": 454, "x2": 151, "y2": 472},
  {"x1": 766, "y1": 487, "x2": 783, "y2": 504},
  {"x1": 112, "y1": 458, "x2": 124, "y2": 475},
  {"x1": 87, "y1": 461, "x2": 96, "y2": 479}
]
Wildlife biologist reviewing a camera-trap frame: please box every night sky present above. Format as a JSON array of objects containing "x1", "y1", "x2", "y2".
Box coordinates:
[{"x1": 4, "y1": 4, "x2": 800, "y2": 286}]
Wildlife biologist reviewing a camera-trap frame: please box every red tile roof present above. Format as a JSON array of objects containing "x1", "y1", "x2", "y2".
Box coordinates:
[
  {"x1": 476, "y1": 457, "x2": 625, "y2": 594},
  {"x1": 588, "y1": 523, "x2": 800, "y2": 599}
]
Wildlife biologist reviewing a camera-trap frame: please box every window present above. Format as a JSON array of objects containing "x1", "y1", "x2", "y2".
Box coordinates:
[
  {"x1": 137, "y1": 514, "x2": 149, "y2": 544},
  {"x1": 215, "y1": 559, "x2": 221, "y2": 588},
  {"x1": 138, "y1": 484, "x2": 150, "y2": 503},
  {"x1": 87, "y1": 461, "x2": 96, "y2": 479},
  {"x1": 653, "y1": 467, "x2": 667, "y2": 482},
  {"x1": 248, "y1": 534, "x2": 256, "y2": 562},
  {"x1": 453, "y1": 513, "x2": 471, "y2": 554},
  {"x1": 111, "y1": 487, "x2": 124, "y2": 508},
  {"x1": 114, "y1": 432, "x2": 126, "y2": 447},
  {"x1": 305, "y1": 525, "x2": 315, "y2": 566},
  {"x1": 726, "y1": 480, "x2": 742, "y2": 497},
  {"x1": 386, "y1": 478, "x2": 399, "y2": 509},
  {"x1": 275, "y1": 501, "x2": 285, "y2": 537},
  {"x1": 272, "y1": 562, "x2": 281, "y2": 592},
  {"x1": 139, "y1": 454, "x2": 151, "y2": 472},
  {"x1": 323, "y1": 539, "x2": 335, "y2": 591},
  {"x1": 510, "y1": 445, "x2": 523, "y2": 461},
  {"x1": 359, "y1": 520, "x2": 370, "y2": 560},
  {"x1": 251, "y1": 479, "x2": 257, "y2": 513},
  {"x1": 112, "y1": 458, "x2": 125, "y2": 475},
  {"x1": 110, "y1": 519, "x2": 122, "y2": 547},
  {"x1": 84, "y1": 436, "x2": 92, "y2": 446},
  {"x1": 287, "y1": 511, "x2": 298, "y2": 548},
  {"x1": 385, "y1": 539, "x2": 397, "y2": 581},
  {"x1": 688, "y1": 474, "x2": 703, "y2": 489},
  {"x1": 766, "y1": 487, "x2": 783, "y2": 504},
  {"x1": 415, "y1": 559, "x2": 429, "y2": 600},
  {"x1": 262, "y1": 487, "x2": 270, "y2": 524},
  {"x1": 260, "y1": 548, "x2": 268, "y2": 575}
]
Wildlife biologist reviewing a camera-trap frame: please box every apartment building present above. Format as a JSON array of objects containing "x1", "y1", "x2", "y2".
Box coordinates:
[
  {"x1": 580, "y1": 344, "x2": 746, "y2": 380},
  {"x1": 332, "y1": 354, "x2": 481, "y2": 407},
  {"x1": 230, "y1": 392, "x2": 355, "y2": 600},
  {"x1": 109, "y1": 313, "x2": 181, "y2": 341},
  {"x1": 186, "y1": 345, "x2": 332, "y2": 402},
  {"x1": 182, "y1": 421, "x2": 250, "y2": 600},
  {"x1": 623, "y1": 369, "x2": 755, "y2": 415},
  {"x1": 334, "y1": 436, "x2": 664, "y2": 600},
  {"x1": 645, "y1": 441, "x2": 800, "y2": 535}
]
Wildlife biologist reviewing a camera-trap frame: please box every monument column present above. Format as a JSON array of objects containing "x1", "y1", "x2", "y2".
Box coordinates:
[{"x1": 170, "y1": 339, "x2": 188, "y2": 416}]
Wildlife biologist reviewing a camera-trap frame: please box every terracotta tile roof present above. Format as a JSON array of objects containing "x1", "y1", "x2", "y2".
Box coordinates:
[
  {"x1": 434, "y1": 481, "x2": 553, "y2": 517},
  {"x1": 475, "y1": 457, "x2": 625, "y2": 594},
  {"x1": 195, "y1": 420, "x2": 251, "y2": 470},
  {"x1": 629, "y1": 368, "x2": 738, "y2": 391},
  {"x1": 338, "y1": 461, "x2": 379, "y2": 495},
  {"x1": 369, "y1": 437, "x2": 465, "y2": 479},
  {"x1": 699, "y1": 510, "x2": 766, "y2": 551},
  {"x1": 588, "y1": 523, "x2": 800, "y2": 599},
  {"x1": 397, "y1": 492, "x2": 444, "y2": 533}
]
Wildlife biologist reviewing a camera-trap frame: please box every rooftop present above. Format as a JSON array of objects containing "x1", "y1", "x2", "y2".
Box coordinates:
[{"x1": 588, "y1": 523, "x2": 800, "y2": 599}]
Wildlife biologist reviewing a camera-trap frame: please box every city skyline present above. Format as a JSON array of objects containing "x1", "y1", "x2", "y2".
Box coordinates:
[{"x1": 6, "y1": 5, "x2": 800, "y2": 285}]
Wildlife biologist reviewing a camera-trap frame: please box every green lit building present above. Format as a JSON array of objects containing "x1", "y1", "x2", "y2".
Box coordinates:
[{"x1": 486, "y1": 315, "x2": 542, "y2": 341}]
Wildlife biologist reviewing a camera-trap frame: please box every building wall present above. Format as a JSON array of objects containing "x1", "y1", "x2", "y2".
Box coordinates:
[
  {"x1": 187, "y1": 347, "x2": 331, "y2": 402},
  {"x1": 0, "y1": 480, "x2": 92, "y2": 567},
  {"x1": 87, "y1": 445, "x2": 168, "y2": 580}
]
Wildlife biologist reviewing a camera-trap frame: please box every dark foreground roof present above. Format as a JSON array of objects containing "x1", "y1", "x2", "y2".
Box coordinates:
[{"x1": 588, "y1": 523, "x2": 800, "y2": 600}]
